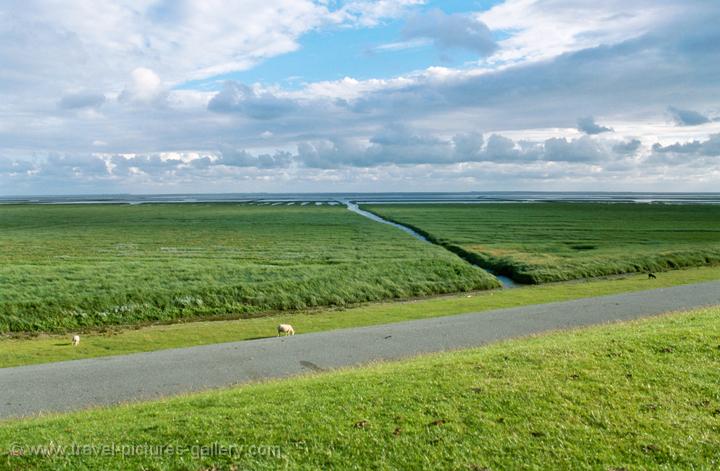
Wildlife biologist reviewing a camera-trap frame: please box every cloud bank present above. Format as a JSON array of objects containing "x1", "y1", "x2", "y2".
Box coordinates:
[{"x1": 1, "y1": 0, "x2": 720, "y2": 194}]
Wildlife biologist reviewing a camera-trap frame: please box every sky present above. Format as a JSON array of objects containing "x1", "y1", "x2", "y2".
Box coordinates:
[{"x1": 1, "y1": 0, "x2": 719, "y2": 195}]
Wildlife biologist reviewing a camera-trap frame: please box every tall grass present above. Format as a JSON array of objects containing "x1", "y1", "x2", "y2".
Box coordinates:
[
  {"x1": 5, "y1": 265, "x2": 720, "y2": 369},
  {"x1": 0, "y1": 204, "x2": 498, "y2": 333},
  {"x1": 364, "y1": 203, "x2": 720, "y2": 283}
]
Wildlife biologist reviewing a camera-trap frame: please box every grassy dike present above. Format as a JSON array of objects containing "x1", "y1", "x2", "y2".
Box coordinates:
[
  {"x1": 2, "y1": 306, "x2": 719, "y2": 469},
  {"x1": 2, "y1": 265, "x2": 720, "y2": 369}
]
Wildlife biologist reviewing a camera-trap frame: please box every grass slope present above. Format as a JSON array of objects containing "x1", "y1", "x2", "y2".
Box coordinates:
[
  {"x1": 364, "y1": 202, "x2": 720, "y2": 284},
  {"x1": 0, "y1": 203, "x2": 498, "y2": 334},
  {"x1": 2, "y1": 307, "x2": 719, "y2": 470},
  {"x1": 3, "y1": 265, "x2": 720, "y2": 369}
]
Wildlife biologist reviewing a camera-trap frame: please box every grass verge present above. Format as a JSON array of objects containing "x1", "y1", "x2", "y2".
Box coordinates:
[
  {"x1": 2, "y1": 264, "x2": 720, "y2": 369},
  {"x1": 2, "y1": 306, "x2": 719, "y2": 469}
]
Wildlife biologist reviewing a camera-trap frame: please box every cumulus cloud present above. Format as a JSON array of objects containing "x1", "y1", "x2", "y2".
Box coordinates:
[
  {"x1": 651, "y1": 134, "x2": 720, "y2": 157},
  {"x1": 482, "y1": 134, "x2": 530, "y2": 162},
  {"x1": 119, "y1": 68, "x2": 167, "y2": 105},
  {"x1": 364, "y1": 125, "x2": 457, "y2": 165},
  {"x1": 217, "y1": 146, "x2": 293, "y2": 168},
  {"x1": 668, "y1": 106, "x2": 711, "y2": 126},
  {"x1": 542, "y1": 136, "x2": 606, "y2": 162},
  {"x1": 109, "y1": 153, "x2": 184, "y2": 176},
  {"x1": 403, "y1": 9, "x2": 497, "y2": 56},
  {"x1": 577, "y1": 117, "x2": 613, "y2": 135},
  {"x1": 351, "y1": 10, "x2": 720, "y2": 130},
  {"x1": 35, "y1": 153, "x2": 109, "y2": 178},
  {"x1": 247, "y1": 128, "x2": 539, "y2": 169},
  {"x1": 2, "y1": 0, "x2": 720, "y2": 194},
  {"x1": 452, "y1": 132, "x2": 485, "y2": 160},
  {"x1": 297, "y1": 140, "x2": 352, "y2": 169},
  {"x1": 208, "y1": 82, "x2": 299, "y2": 119},
  {"x1": 291, "y1": 128, "x2": 630, "y2": 168},
  {"x1": 612, "y1": 139, "x2": 642, "y2": 155},
  {"x1": 7, "y1": 129, "x2": 720, "y2": 195}
]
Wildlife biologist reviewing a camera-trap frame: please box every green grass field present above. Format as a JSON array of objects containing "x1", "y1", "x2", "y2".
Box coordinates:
[
  {"x1": 364, "y1": 203, "x2": 720, "y2": 283},
  {"x1": 2, "y1": 306, "x2": 718, "y2": 470},
  {"x1": 3, "y1": 264, "x2": 720, "y2": 369},
  {"x1": 0, "y1": 203, "x2": 498, "y2": 334}
]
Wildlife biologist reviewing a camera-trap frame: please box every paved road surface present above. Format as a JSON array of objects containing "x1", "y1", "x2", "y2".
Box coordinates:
[{"x1": 2, "y1": 280, "x2": 719, "y2": 420}]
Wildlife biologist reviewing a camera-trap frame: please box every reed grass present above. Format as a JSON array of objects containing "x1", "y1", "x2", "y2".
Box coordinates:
[
  {"x1": 365, "y1": 203, "x2": 720, "y2": 283},
  {"x1": 0, "y1": 203, "x2": 498, "y2": 333}
]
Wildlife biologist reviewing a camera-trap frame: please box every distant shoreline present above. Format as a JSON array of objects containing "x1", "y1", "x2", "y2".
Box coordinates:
[{"x1": 2, "y1": 191, "x2": 720, "y2": 205}]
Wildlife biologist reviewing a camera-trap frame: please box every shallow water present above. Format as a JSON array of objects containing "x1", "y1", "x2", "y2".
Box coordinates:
[
  {"x1": 345, "y1": 202, "x2": 428, "y2": 242},
  {"x1": 345, "y1": 202, "x2": 518, "y2": 289},
  {"x1": 494, "y1": 275, "x2": 519, "y2": 289},
  {"x1": 3, "y1": 191, "x2": 720, "y2": 205}
]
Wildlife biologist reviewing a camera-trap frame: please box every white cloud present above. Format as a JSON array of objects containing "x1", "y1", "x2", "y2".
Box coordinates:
[
  {"x1": 368, "y1": 38, "x2": 431, "y2": 53},
  {"x1": 403, "y1": 9, "x2": 497, "y2": 55},
  {"x1": 58, "y1": 92, "x2": 106, "y2": 110},
  {"x1": 6, "y1": 130, "x2": 720, "y2": 194},
  {"x1": 2, "y1": 0, "x2": 720, "y2": 193},
  {"x1": 0, "y1": 0, "x2": 417, "y2": 98},
  {"x1": 577, "y1": 117, "x2": 613, "y2": 135},
  {"x1": 651, "y1": 134, "x2": 720, "y2": 158},
  {"x1": 208, "y1": 82, "x2": 299, "y2": 119},
  {"x1": 667, "y1": 106, "x2": 712, "y2": 126},
  {"x1": 334, "y1": 0, "x2": 427, "y2": 27},
  {"x1": 119, "y1": 68, "x2": 166, "y2": 105},
  {"x1": 477, "y1": 0, "x2": 682, "y2": 66}
]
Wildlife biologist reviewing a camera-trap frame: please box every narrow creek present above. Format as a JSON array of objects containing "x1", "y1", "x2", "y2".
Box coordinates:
[{"x1": 344, "y1": 201, "x2": 518, "y2": 289}]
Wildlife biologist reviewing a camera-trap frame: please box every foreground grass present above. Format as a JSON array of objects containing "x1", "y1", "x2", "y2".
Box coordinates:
[
  {"x1": 365, "y1": 203, "x2": 720, "y2": 283},
  {"x1": 2, "y1": 264, "x2": 720, "y2": 368},
  {"x1": 0, "y1": 203, "x2": 497, "y2": 333},
  {"x1": 2, "y1": 307, "x2": 719, "y2": 470}
]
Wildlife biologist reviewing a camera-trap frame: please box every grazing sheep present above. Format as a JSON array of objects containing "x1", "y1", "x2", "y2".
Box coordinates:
[
  {"x1": 71, "y1": 335, "x2": 80, "y2": 346},
  {"x1": 648, "y1": 272, "x2": 657, "y2": 279},
  {"x1": 277, "y1": 324, "x2": 295, "y2": 336}
]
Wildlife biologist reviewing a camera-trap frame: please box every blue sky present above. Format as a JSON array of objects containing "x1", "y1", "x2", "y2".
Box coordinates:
[
  {"x1": 1, "y1": 0, "x2": 719, "y2": 194},
  {"x1": 180, "y1": 0, "x2": 504, "y2": 88}
]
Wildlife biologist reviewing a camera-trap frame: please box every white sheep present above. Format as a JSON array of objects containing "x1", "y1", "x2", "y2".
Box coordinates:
[
  {"x1": 277, "y1": 324, "x2": 295, "y2": 336},
  {"x1": 71, "y1": 335, "x2": 80, "y2": 346}
]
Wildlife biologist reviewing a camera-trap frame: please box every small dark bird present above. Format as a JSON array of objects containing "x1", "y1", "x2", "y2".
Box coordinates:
[{"x1": 648, "y1": 273, "x2": 657, "y2": 279}]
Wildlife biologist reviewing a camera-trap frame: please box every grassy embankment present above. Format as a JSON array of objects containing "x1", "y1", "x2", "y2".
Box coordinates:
[
  {"x1": 364, "y1": 203, "x2": 720, "y2": 283},
  {"x1": 2, "y1": 264, "x2": 720, "y2": 368},
  {"x1": 2, "y1": 306, "x2": 719, "y2": 469},
  {"x1": 0, "y1": 203, "x2": 497, "y2": 334}
]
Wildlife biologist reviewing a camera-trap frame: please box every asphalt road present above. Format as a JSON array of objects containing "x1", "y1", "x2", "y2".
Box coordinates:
[{"x1": 2, "y1": 280, "x2": 719, "y2": 420}]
